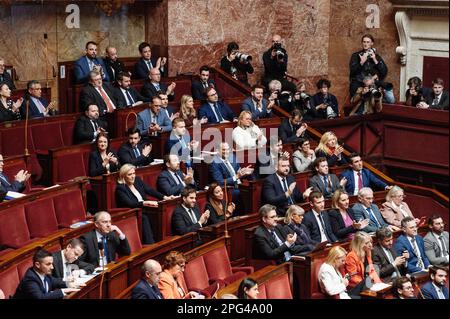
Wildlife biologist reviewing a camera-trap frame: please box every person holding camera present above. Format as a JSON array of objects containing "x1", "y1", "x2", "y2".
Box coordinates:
[
  {"x1": 405, "y1": 76, "x2": 432, "y2": 107},
  {"x1": 417, "y1": 77, "x2": 449, "y2": 110},
  {"x1": 291, "y1": 81, "x2": 315, "y2": 120},
  {"x1": 349, "y1": 76, "x2": 383, "y2": 116},
  {"x1": 349, "y1": 34, "x2": 394, "y2": 103},
  {"x1": 220, "y1": 42, "x2": 254, "y2": 87},
  {"x1": 311, "y1": 79, "x2": 339, "y2": 120},
  {"x1": 74, "y1": 41, "x2": 110, "y2": 84},
  {"x1": 262, "y1": 34, "x2": 297, "y2": 94}
]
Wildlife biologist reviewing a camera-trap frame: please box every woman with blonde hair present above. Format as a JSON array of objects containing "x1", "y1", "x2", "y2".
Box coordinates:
[
  {"x1": 232, "y1": 110, "x2": 267, "y2": 150},
  {"x1": 115, "y1": 164, "x2": 173, "y2": 244},
  {"x1": 380, "y1": 186, "x2": 419, "y2": 227},
  {"x1": 318, "y1": 246, "x2": 351, "y2": 299},
  {"x1": 345, "y1": 231, "x2": 381, "y2": 293},
  {"x1": 179, "y1": 94, "x2": 207, "y2": 127},
  {"x1": 314, "y1": 131, "x2": 347, "y2": 166}
]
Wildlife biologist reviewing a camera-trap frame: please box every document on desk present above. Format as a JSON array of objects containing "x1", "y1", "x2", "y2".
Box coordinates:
[
  {"x1": 76, "y1": 275, "x2": 95, "y2": 285},
  {"x1": 370, "y1": 282, "x2": 391, "y2": 292}
]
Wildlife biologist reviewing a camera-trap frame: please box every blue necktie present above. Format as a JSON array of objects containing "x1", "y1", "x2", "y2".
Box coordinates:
[
  {"x1": 125, "y1": 89, "x2": 134, "y2": 105},
  {"x1": 323, "y1": 175, "x2": 331, "y2": 196},
  {"x1": 133, "y1": 147, "x2": 140, "y2": 158},
  {"x1": 44, "y1": 276, "x2": 49, "y2": 293},
  {"x1": 174, "y1": 172, "x2": 183, "y2": 185},
  {"x1": 213, "y1": 103, "x2": 224, "y2": 122},
  {"x1": 102, "y1": 236, "x2": 110, "y2": 263},
  {"x1": 282, "y1": 178, "x2": 294, "y2": 205},
  {"x1": 367, "y1": 207, "x2": 381, "y2": 227},
  {"x1": 271, "y1": 230, "x2": 292, "y2": 261}
]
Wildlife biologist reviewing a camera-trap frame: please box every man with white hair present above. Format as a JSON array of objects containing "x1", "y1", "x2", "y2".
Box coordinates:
[
  {"x1": 131, "y1": 259, "x2": 164, "y2": 299},
  {"x1": 352, "y1": 187, "x2": 398, "y2": 233}
]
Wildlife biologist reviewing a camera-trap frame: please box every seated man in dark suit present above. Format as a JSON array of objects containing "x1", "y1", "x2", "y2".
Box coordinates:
[
  {"x1": 157, "y1": 154, "x2": 196, "y2": 196},
  {"x1": 131, "y1": 259, "x2": 164, "y2": 299},
  {"x1": 78, "y1": 211, "x2": 131, "y2": 268},
  {"x1": 191, "y1": 65, "x2": 217, "y2": 100},
  {"x1": 51, "y1": 238, "x2": 95, "y2": 281},
  {"x1": 141, "y1": 68, "x2": 175, "y2": 100},
  {"x1": 372, "y1": 227, "x2": 407, "y2": 283},
  {"x1": 0, "y1": 57, "x2": 16, "y2": 90},
  {"x1": 0, "y1": 153, "x2": 30, "y2": 193},
  {"x1": 417, "y1": 77, "x2": 449, "y2": 110},
  {"x1": 302, "y1": 191, "x2": 338, "y2": 243},
  {"x1": 253, "y1": 204, "x2": 308, "y2": 264},
  {"x1": 198, "y1": 87, "x2": 236, "y2": 124},
  {"x1": 137, "y1": 96, "x2": 172, "y2": 136},
  {"x1": 117, "y1": 127, "x2": 153, "y2": 167},
  {"x1": 134, "y1": 42, "x2": 167, "y2": 79},
  {"x1": 278, "y1": 109, "x2": 308, "y2": 144},
  {"x1": 171, "y1": 186, "x2": 210, "y2": 241},
  {"x1": 209, "y1": 142, "x2": 254, "y2": 214},
  {"x1": 309, "y1": 157, "x2": 345, "y2": 199},
  {"x1": 115, "y1": 71, "x2": 150, "y2": 108},
  {"x1": 261, "y1": 155, "x2": 312, "y2": 216},
  {"x1": 159, "y1": 92, "x2": 177, "y2": 120},
  {"x1": 103, "y1": 46, "x2": 125, "y2": 83},
  {"x1": 394, "y1": 216, "x2": 431, "y2": 274},
  {"x1": 340, "y1": 153, "x2": 390, "y2": 196},
  {"x1": 421, "y1": 266, "x2": 449, "y2": 299},
  {"x1": 13, "y1": 249, "x2": 79, "y2": 299},
  {"x1": 352, "y1": 187, "x2": 397, "y2": 233},
  {"x1": 165, "y1": 118, "x2": 199, "y2": 165},
  {"x1": 73, "y1": 104, "x2": 108, "y2": 144},
  {"x1": 74, "y1": 41, "x2": 109, "y2": 84},
  {"x1": 21, "y1": 80, "x2": 57, "y2": 119},
  {"x1": 241, "y1": 84, "x2": 274, "y2": 121},
  {"x1": 79, "y1": 70, "x2": 122, "y2": 114}
]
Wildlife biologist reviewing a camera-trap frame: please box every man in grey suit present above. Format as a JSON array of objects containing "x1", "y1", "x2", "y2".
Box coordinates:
[
  {"x1": 309, "y1": 157, "x2": 345, "y2": 199},
  {"x1": 352, "y1": 187, "x2": 399, "y2": 233},
  {"x1": 424, "y1": 215, "x2": 449, "y2": 266},
  {"x1": 137, "y1": 96, "x2": 172, "y2": 136}
]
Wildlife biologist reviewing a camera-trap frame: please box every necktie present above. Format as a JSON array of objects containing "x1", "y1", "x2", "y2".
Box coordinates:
[
  {"x1": 179, "y1": 137, "x2": 187, "y2": 149},
  {"x1": 133, "y1": 147, "x2": 140, "y2": 158},
  {"x1": 432, "y1": 97, "x2": 439, "y2": 106},
  {"x1": 203, "y1": 82, "x2": 208, "y2": 89},
  {"x1": 213, "y1": 103, "x2": 224, "y2": 122},
  {"x1": 317, "y1": 213, "x2": 328, "y2": 239},
  {"x1": 125, "y1": 89, "x2": 134, "y2": 105},
  {"x1": 174, "y1": 172, "x2": 183, "y2": 185},
  {"x1": 410, "y1": 237, "x2": 425, "y2": 269},
  {"x1": 88, "y1": 59, "x2": 94, "y2": 71},
  {"x1": 152, "y1": 285, "x2": 162, "y2": 299},
  {"x1": 154, "y1": 83, "x2": 161, "y2": 92},
  {"x1": 282, "y1": 178, "x2": 294, "y2": 205},
  {"x1": 65, "y1": 262, "x2": 71, "y2": 279},
  {"x1": 102, "y1": 236, "x2": 110, "y2": 264},
  {"x1": 367, "y1": 207, "x2": 381, "y2": 228},
  {"x1": 99, "y1": 87, "x2": 115, "y2": 113},
  {"x1": 323, "y1": 175, "x2": 331, "y2": 196},
  {"x1": 224, "y1": 160, "x2": 235, "y2": 177},
  {"x1": 436, "y1": 287, "x2": 445, "y2": 299},
  {"x1": 271, "y1": 230, "x2": 292, "y2": 261},
  {"x1": 44, "y1": 277, "x2": 49, "y2": 293},
  {"x1": 439, "y1": 235, "x2": 448, "y2": 257},
  {"x1": 0, "y1": 173, "x2": 10, "y2": 186},
  {"x1": 146, "y1": 60, "x2": 152, "y2": 70},
  {"x1": 91, "y1": 120, "x2": 98, "y2": 132},
  {"x1": 188, "y1": 209, "x2": 197, "y2": 224},
  {"x1": 357, "y1": 171, "x2": 363, "y2": 191},
  {"x1": 0, "y1": 74, "x2": 3, "y2": 82},
  {"x1": 385, "y1": 249, "x2": 400, "y2": 278}
]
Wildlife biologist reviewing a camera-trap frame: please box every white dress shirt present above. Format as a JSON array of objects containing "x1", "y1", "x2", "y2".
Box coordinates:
[{"x1": 232, "y1": 125, "x2": 267, "y2": 150}]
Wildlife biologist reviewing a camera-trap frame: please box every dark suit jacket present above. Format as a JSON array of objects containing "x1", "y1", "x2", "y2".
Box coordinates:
[
  {"x1": 171, "y1": 204, "x2": 206, "y2": 235},
  {"x1": 253, "y1": 224, "x2": 305, "y2": 264},
  {"x1": 315, "y1": 149, "x2": 347, "y2": 167},
  {"x1": 103, "y1": 57, "x2": 125, "y2": 83},
  {"x1": 51, "y1": 250, "x2": 95, "y2": 278},
  {"x1": 117, "y1": 142, "x2": 153, "y2": 167},
  {"x1": 372, "y1": 244, "x2": 407, "y2": 282},
  {"x1": 283, "y1": 222, "x2": 318, "y2": 251},
  {"x1": 204, "y1": 201, "x2": 228, "y2": 225},
  {"x1": 0, "y1": 173, "x2": 25, "y2": 193},
  {"x1": 0, "y1": 71, "x2": 15, "y2": 90},
  {"x1": 115, "y1": 176, "x2": 164, "y2": 209},
  {"x1": 328, "y1": 208, "x2": 358, "y2": 240},
  {"x1": 421, "y1": 281, "x2": 449, "y2": 299},
  {"x1": 157, "y1": 169, "x2": 195, "y2": 196},
  {"x1": 13, "y1": 267, "x2": 66, "y2": 299},
  {"x1": 394, "y1": 234, "x2": 431, "y2": 273},
  {"x1": 352, "y1": 202, "x2": 388, "y2": 233},
  {"x1": 302, "y1": 210, "x2": 338, "y2": 243},
  {"x1": 74, "y1": 56, "x2": 110, "y2": 84},
  {"x1": 79, "y1": 83, "x2": 123, "y2": 113},
  {"x1": 309, "y1": 173, "x2": 342, "y2": 198},
  {"x1": 141, "y1": 81, "x2": 173, "y2": 100},
  {"x1": 278, "y1": 118, "x2": 307, "y2": 144},
  {"x1": 131, "y1": 279, "x2": 163, "y2": 299},
  {"x1": 340, "y1": 168, "x2": 387, "y2": 195},
  {"x1": 165, "y1": 132, "x2": 191, "y2": 161},
  {"x1": 426, "y1": 91, "x2": 449, "y2": 110},
  {"x1": 115, "y1": 86, "x2": 150, "y2": 107},
  {"x1": 241, "y1": 97, "x2": 272, "y2": 121},
  {"x1": 134, "y1": 58, "x2": 165, "y2": 80},
  {"x1": 79, "y1": 229, "x2": 131, "y2": 268},
  {"x1": 198, "y1": 101, "x2": 235, "y2": 124},
  {"x1": 20, "y1": 96, "x2": 49, "y2": 119},
  {"x1": 73, "y1": 115, "x2": 108, "y2": 144},
  {"x1": 261, "y1": 173, "x2": 304, "y2": 216},
  {"x1": 88, "y1": 149, "x2": 119, "y2": 177},
  {"x1": 209, "y1": 154, "x2": 246, "y2": 187},
  {"x1": 191, "y1": 79, "x2": 216, "y2": 100}
]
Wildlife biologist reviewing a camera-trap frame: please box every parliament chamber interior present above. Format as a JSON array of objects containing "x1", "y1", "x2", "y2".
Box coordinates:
[{"x1": 0, "y1": 0, "x2": 448, "y2": 302}]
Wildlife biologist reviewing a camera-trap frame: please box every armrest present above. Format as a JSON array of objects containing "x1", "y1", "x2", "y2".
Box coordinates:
[{"x1": 231, "y1": 266, "x2": 254, "y2": 275}]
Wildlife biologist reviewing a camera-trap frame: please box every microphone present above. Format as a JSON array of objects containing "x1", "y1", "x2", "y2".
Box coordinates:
[{"x1": 98, "y1": 241, "x2": 105, "y2": 271}]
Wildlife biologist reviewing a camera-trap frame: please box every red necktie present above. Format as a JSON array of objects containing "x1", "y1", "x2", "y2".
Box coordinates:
[
  {"x1": 357, "y1": 172, "x2": 363, "y2": 190},
  {"x1": 99, "y1": 87, "x2": 114, "y2": 113}
]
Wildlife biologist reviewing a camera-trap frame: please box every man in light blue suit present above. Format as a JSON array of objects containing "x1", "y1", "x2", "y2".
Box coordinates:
[
  {"x1": 394, "y1": 216, "x2": 431, "y2": 274},
  {"x1": 340, "y1": 153, "x2": 390, "y2": 196},
  {"x1": 137, "y1": 96, "x2": 172, "y2": 137},
  {"x1": 241, "y1": 85, "x2": 274, "y2": 121},
  {"x1": 74, "y1": 41, "x2": 110, "y2": 84},
  {"x1": 352, "y1": 187, "x2": 398, "y2": 233}
]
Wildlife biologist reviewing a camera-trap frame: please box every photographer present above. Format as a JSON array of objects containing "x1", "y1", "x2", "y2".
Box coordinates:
[
  {"x1": 349, "y1": 34, "x2": 394, "y2": 104},
  {"x1": 310, "y1": 79, "x2": 339, "y2": 120},
  {"x1": 262, "y1": 34, "x2": 297, "y2": 93},
  {"x1": 405, "y1": 76, "x2": 431, "y2": 107},
  {"x1": 220, "y1": 42, "x2": 254, "y2": 87},
  {"x1": 266, "y1": 79, "x2": 295, "y2": 113},
  {"x1": 349, "y1": 76, "x2": 383, "y2": 116}
]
